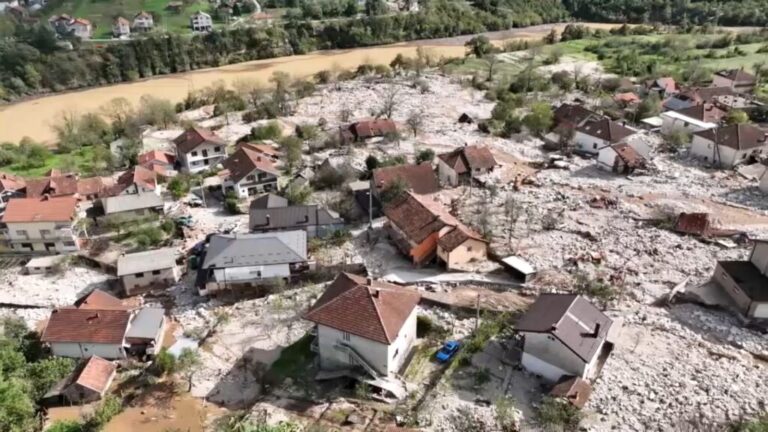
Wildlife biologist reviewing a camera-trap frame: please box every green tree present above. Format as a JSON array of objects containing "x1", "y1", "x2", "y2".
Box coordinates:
[
  {"x1": 177, "y1": 348, "x2": 202, "y2": 392},
  {"x1": 379, "y1": 178, "x2": 409, "y2": 204},
  {"x1": 251, "y1": 121, "x2": 283, "y2": 140},
  {"x1": 279, "y1": 136, "x2": 303, "y2": 172},
  {"x1": 138, "y1": 95, "x2": 176, "y2": 128},
  {"x1": 465, "y1": 35, "x2": 494, "y2": 58},
  {"x1": 522, "y1": 102, "x2": 553, "y2": 136},
  {"x1": 635, "y1": 93, "x2": 661, "y2": 121},
  {"x1": 283, "y1": 183, "x2": 312, "y2": 204},
  {"x1": 167, "y1": 174, "x2": 193, "y2": 199},
  {"x1": 47, "y1": 420, "x2": 84, "y2": 432},
  {"x1": 0, "y1": 378, "x2": 36, "y2": 432},
  {"x1": 726, "y1": 109, "x2": 749, "y2": 125},
  {"x1": 364, "y1": 0, "x2": 387, "y2": 16},
  {"x1": 415, "y1": 148, "x2": 435, "y2": 164}
]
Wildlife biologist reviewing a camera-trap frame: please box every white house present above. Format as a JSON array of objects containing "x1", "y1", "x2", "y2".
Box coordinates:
[
  {"x1": 112, "y1": 16, "x2": 131, "y2": 37},
  {"x1": 42, "y1": 308, "x2": 132, "y2": 359},
  {"x1": 69, "y1": 18, "x2": 92, "y2": 39},
  {"x1": 117, "y1": 248, "x2": 180, "y2": 296},
  {"x1": 596, "y1": 143, "x2": 646, "y2": 174},
  {"x1": 713, "y1": 240, "x2": 768, "y2": 319},
  {"x1": 190, "y1": 11, "x2": 213, "y2": 32},
  {"x1": 132, "y1": 11, "x2": 154, "y2": 32},
  {"x1": 221, "y1": 146, "x2": 280, "y2": 198},
  {"x1": 436, "y1": 145, "x2": 497, "y2": 187},
  {"x1": 0, "y1": 196, "x2": 81, "y2": 253},
  {"x1": 102, "y1": 165, "x2": 161, "y2": 197},
  {"x1": 199, "y1": 231, "x2": 311, "y2": 295},
  {"x1": 690, "y1": 124, "x2": 768, "y2": 168},
  {"x1": 101, "y1": 192, "x2": 165, "y2": 221},
  {"x1": 660, "y1": 110, "x2": 718, "y2": 136},
  {"x1": 173, "y1": 127, "x2": 228, "y2": 174},
  {"x1": 304, "y1": 273, "x2": 421, "y2": 379},
  {"x1": 573, "y1": 118, "x2": 636, "y2": 155},
  {"x1": 515, "y1": 294, "x2": 614, "y2": 382}
]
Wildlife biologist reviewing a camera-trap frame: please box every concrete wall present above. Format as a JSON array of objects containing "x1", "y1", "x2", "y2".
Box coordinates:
[
  {"x1": 761, "y1": 173, "x2": 768, "y2": 194},
  {"x1": 6, "y1": 221, "x2": 78, "y2": 253},
  {"x1": 713, "y1": 262, "x2": 753, "y2": 315},
  {"x1": 122, "y1": 266, "x2": 180, "y2": 296},
  {"x1": 520, "y1": 332, "x2": 588, "y2": 382},
  {"x1": 750, "y1": 303, "x2": 768, "y2": 319},
  {"x1": 179, "y1": 142, "x2": 226, "y2": 173},
  {"x1": 437, "y1": 159, "x2": 459, "y2": 187},
  {"x1": 573, "y1": 132, "x2": 608, "y2": 155},
  {"x1": 521, "y1": 351, "x2": 573, "y2": 382},
  {"x1": 316, "y1": 324, "x2": 390, "y2": 376},
  {"x1": 50, "y1": 342, "x2": 126, "y2": 359},
  {"x1": 596, "y1": 147, "x2": 617, "y2": 172},
  {"x1": 691, "y1": 136, "x2": 768, "y2": 167},
  {"x1": 750, "y1": 242, "x2": 768, "y2": 275},
  {"x1": 201, "y1": 263, "x2": 290, "y2": 295},
  {"x1": 438, "y1": 238, "x2": 487, "y2": 270},
  {"x1": 386, "y1": 309, "x2": 417, "y2": 375}
]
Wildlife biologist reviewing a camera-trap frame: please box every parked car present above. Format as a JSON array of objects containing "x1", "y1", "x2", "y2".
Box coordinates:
[
  {"x1": 436, "y1": 340, "x2": 460, "y2": 363},
  {"x1": 175, "y1": 215, "x2": 194, "y2": 228},
  {"x1": 185, "y1": 195, "x2": 203, "y2": 207}
]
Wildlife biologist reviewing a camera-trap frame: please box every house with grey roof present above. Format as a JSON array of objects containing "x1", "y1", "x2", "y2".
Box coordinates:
[
  {"x1": 515, "y1": 294, "x2": 615, "y2": 382},
  {"x1": 198, "y1": 230, "x2": 312, "y2": 295},
  {"x1": 125, "y1": 308, "x2": 166, "y2": 357},
  {"x1": 248, "y1": 193, "x2": 344, "y2": 238},
  {"x1": 117, "y1": 248, "x2": 180, "y2": 296},
  {"x1": 101, "y1": 191, "x2": 164, "y2": 220}
]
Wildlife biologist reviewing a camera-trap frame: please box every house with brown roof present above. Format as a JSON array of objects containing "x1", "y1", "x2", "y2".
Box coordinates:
[
  {"x1": 0, "y1": 172, "x2": 25, "y2": 206},
  {"x1": 596, "y1": 143, "x2": 646, "y2": 174},
  {"x1": 660, "y1": 104, "x2": 724, "y2": 135},
  {"x1": 340, "y1": 119, "x2": 397, "y2": 143},
  {"x1": 552, "y1": 103, "x2": 599, "y2": 132},
  {"x1": 221, "y1": 146, "x2": 280, "y2": 198},
  {"x1": 713, "y1": 240, "x2": 768, "y2": 319},
  {"x1": 573, "y1": 118, "x2": 636, "y2": 155},
  {"x1": 712, "y1": 69, "x2": 757, "y2": 94},
  {"x1": 1, "y1": 196, "x2": 81, "y2": 254},
  {"x1": 663, "y1": 86, "x2": 735, "y2": 111},
  {"x1": 384, "y1": 192, "x2": 487, "y2": 270},
  {"x1": 304, "y1": 273, "x2": 420, "y2": 381},
  {"x1": 24, "y1": 174, "x2": 111, "y2": 201},
  {"x1": 436, "y1": 145, "x2": 498, "y2": 187},
  {"x1": 102, "y1": 166, "x2": 160, "y2": 198},
  {"x1": 691, "y1": 123, "x2": 768, "y2": 168},
  {"x1": 112, "y1": 16, "x2": 130, "y2": 37},
  {"x1": 43, "y1": 356, "x2": 117, "y2": 405},
  {"x1": 138, "y1": 150, "x2": 176, "y2": 177},
  {"x1": 173, "y1": 127, "x2": 228, "y2": 174},
  {"x1": 132, "y1": 10, "x2": 154, "y2": 32},
  {"x1": 645, "y1": 77, "x2": 678, "y2": 98},
  {"x1": 372, "y1": 163, "x2": 440, "y2": 198},
  {"x1": 238, "y1": 142, "x2": 282, "y2": 162},
  {"x1": 515, "y1": 294, "x2": 614, "y2": 382}
]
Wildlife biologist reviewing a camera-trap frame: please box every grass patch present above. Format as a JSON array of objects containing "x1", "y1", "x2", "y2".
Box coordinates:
[
  {"x1": 268, "y1": 334, "x2": 315, "y2": 383},
  {"x1": 404, "y1": 343, "x2": 435, "y2": 381},
  {"x1": 3, "y1": 146, "x2": 95, "y2": 177}
]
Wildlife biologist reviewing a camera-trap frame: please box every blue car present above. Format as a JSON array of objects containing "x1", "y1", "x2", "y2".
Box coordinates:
[{"x1": 436, "y1": 341, "x2": 460, "y2": 363}]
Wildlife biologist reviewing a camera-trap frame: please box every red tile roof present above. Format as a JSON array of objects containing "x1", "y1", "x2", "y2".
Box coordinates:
[
  {"x1": 72, "y1": 356, "x2": 116, "y2": 393},
  {"x1": 25, "y1": 176, "x2": 80, "y2": 198},
  {"x1": 372, "y1": 163, "x2": 440, "y2": 195},
  {"x1": 348, "y1": 119, "x2": 397, "y2": 139},
  {"x1": 221, "y1": 146, "x2": 280, "y2": 183},
  {"x1": 75, "y1": 290, "x2": 130, "y2": 310},
  {"x1": 610, "y1": 143, "x2": 645, "y2": 168},
  {"x1": 0, "y1": 172, "x2": 25, "y2": 192},
  {"x1": 138, "y1": 150, "x2": 175, "y2": 166},
  {"x1": 674, "y1": 212, "x2": 711, "y2": 236},
  {"x1": 437, "y1": 145, "x2": 497, "y2": 174},
  {"x1": 550, "y1": 376, "x2": 592, "y2": 409},
  {"x1": 173, "y1": 127, "x2": 226, "y2": 154},
  {"x1": 103, "y1": 166, "x2": 157, "y2": 197},
  {"x1": 673, "y1": 104, "x2": 726, "y2": 123},
  {"x1": 239, "y1": 142, "x2": 282, "y2": 158},
  {"x1": 646, "y1": 77, "x2": 677, "y2": 93},
  {"x1": 2, "y1": 196, "x2": 78, "y2": 223},
  {"x1": 304, "y1": 273, "x2": 420, "y2": 344},
  {"x1": 715, "y1": 69, "x2": 756, "y2": 84},
  {"x1": 42, "y1": 309, "x2": 131, "y2": 344}
]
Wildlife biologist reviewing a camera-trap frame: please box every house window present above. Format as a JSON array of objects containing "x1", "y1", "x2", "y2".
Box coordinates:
[
  {"x1": 214, "y1": 146, "x2": 221, "y2": 152},
  {"x1": 191, "y1": 151, "x2": 198, "y2": 157},
  {"x1": 467, "y1": 245, "x2": 472, "y2": 252},
  {"x1": 16, "y1": 230, "x2": 27, "y2": 236},
  {"x1": 258, "y1": 173, "x2": 267, "y2": 180},
  {"x1": 21, "y1": 243, "x2": 32, "y2": 249},
  {"x1": 135, "y1": 272, "x2": 144, "y2": 277},
  {"x1": 393, "y1": 348, "x2": 399, "y2": 359},
  {"x1": 152, "y1": 270, "x2": 161, "y2": 275},
  {"x1": 342, "y1": 332, "x2": 351, "y2": 341},
  {"x1": 592, "y1": 143, "x2": 598, "y2": 149},
  {"x1": 63, "y1": 241, "x2": 76, "y2": 247},
  {"x1": 246, "y1": 175, "x2": 256, "y2": 182}
]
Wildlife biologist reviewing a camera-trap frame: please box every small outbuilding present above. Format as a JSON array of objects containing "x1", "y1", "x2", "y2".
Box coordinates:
[
  {"x1": 117, "y1": 248, "x2": 180, "y2": 296},
  {"x1": 500, "y1": 256, "x2": 536, "y2": 282},
  {"x1": 43, "y1": 356, "x2": 117, "y2": 405},
  {"x1": 713, "y1": 239, "x2": 768, "y2": 319},
  {"x1": 25, "y1": 255, "x2": 67, "y2": 274}
]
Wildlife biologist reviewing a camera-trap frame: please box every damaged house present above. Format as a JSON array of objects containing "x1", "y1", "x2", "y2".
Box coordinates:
[
  {"x1": 42, "y1": 356, "x2": 117, "y2": 406},
  {"x1": 691, "y1": 123, "x2": 768, "y2": 168},
  {"x1": 383, "y1": 192, "x2": 487, "y2": 270},
  {"x1": 515, "y1": 294, "x2": 615, "y2": 382},
  {"x1": 372, "y1": 163, "x2": 440, "y2": 198},
  {"x1": 340, "y1": 119, "x2": 397, "y2": 143},
  {"x1": 197, "y1": 231, "x2": 311, "y2": 296},
  {"x1": 573, "y1": 118, "x2": 636, "y2": 155},
  {"x1": 436, "y1": 145, "x2": 498, "y2": 187},
  {"x1": 248, "y1": 193, "x2": 344, "y2": 238},
  {"x1": 713, "y1": 240, "x2": 768, "y2": 319},
  {"x1": 596, "y1": 143, "x2": 646, "y2": 174}
]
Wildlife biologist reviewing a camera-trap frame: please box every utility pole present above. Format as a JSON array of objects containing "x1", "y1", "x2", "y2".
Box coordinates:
[
  {"x1": 199, "y1": 177, "x2": 207, "y2": 207},
  {"x1": 474, "y1": 293, "x2": 481, "y2": 332}
]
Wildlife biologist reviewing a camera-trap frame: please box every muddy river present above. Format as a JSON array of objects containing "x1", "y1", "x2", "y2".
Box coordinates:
[{"x1": 0, "y1": 23, "x2": 626, "y2": 144}]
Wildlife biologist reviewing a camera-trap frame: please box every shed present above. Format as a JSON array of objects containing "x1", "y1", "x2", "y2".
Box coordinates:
[
  {"x1": 25, "y1": 255, "x2": 67, "y2": 274},
  {"x1": 125, "y1": 308, "x2": 166, "y2": 356},
  {"x1": 500, "y1": 256, "x2": 536, "y2": 282}
]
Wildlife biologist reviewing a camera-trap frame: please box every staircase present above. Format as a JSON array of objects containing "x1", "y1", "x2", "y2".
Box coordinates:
[{"x1": 336, "y1": 342, "x2": 381, "y2": 379}]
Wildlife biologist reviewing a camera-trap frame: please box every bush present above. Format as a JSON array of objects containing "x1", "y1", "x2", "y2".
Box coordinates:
[
  {"x1": 133, "y1": 226, "x2": 165, "y2": 248},
  {"x1": 84, "y1": 395, "x2": 123, "y2": 430},
  {"x1": 224, "y1": 192, "x2": 241, "y2": 215},
  {"x1": 47, "y1": 421, "x2": 83, "y2": 432},
  {"x1": 152, "y1": 348, "x2": 176, "y2": 376},
  {"x1": 416, "y1": 315, "x2": 448, "y2": 339},
  {"x1": 250, "y1": 121, "x2": 283, "y2": 141},
  {"x1": 415, "y1": 148, "x2": 435, "y2": 164},
  {"x1": 537, "y1": 397, "x2": 582, "y2": 431}
]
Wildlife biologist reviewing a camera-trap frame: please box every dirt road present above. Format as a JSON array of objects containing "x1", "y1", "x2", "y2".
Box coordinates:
[{"x1": 0, "y1": 23, "x2": 625, "y2": 145}]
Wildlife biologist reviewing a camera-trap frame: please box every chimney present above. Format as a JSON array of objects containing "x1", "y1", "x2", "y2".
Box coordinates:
[
  {"x1": 371, "y1": 288, "x2": 379, "y2": 298},
  {"x1": 589, "y1": 323, "x2": 601, "y2": 338},
  {"x1": 265, "y1": 214, "x2": 271, "y2": 226},
  {"x1": 366, "y1": 277, "x2": 373, "y2": 286}
]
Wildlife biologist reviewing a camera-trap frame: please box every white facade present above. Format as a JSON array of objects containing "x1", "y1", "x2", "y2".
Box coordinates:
[
  {"x1": 190, "y1": 12, "x2": 213, "y2": 32},
  {"x1": 223, "y1": 170, "x2": 278, "y2": 199},
  {"x1": 596, "y1": 146, "x2": 619, "y2": 172},
  {"x1": 690, "y1": 135, "x2": 768, "y2": 168},
  {"x1": 179, "y1": 142, "x2": 226, "y2": 173},
  {"x1": 132, "y1": 13, "x2": 154, "y2": 31},
  {"x1": 201, "y1": 262, "x2": 290, "y2": 295},
  {"x1": 437, "y1": 158, "x2": 459, "y2": 186},
  {"x1": 70, "y1": 22, "x2": 92, "y2": 39},
  {"x1": 4, "y1": 220, "x2": 79, "y2": 253},
  {"x1": 660, "y1": 111, "x2": 717, "y2": 135},
  {"x1": 519, "y1": 331, "x2": 602, "y2": 382},
  {"x1": 760, "y1": 171, "x2": 768, "y2": 194},
  {"x1": 573, "y1": 131, "x2": 609, "y2": 155},
  {"x1": 49, "y1": 341, "x2": 126, "y2": 359},
  {"x1": 121, "y1": 266, "x2": 180, "y2": 296},
  {"x1": 751, "y1": 242, "x2": 768, "y2": 275},
  {"x1": 315, "y1": 309, "x2": 416, "y2": 377},
  {"x1": 112, "y1": 19, "x2": 130, "y2": 37}
]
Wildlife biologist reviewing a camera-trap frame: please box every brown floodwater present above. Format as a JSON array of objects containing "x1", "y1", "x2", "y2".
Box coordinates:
[{"x1": 0, "y1": 23, "x2": 626, "y2": 144}]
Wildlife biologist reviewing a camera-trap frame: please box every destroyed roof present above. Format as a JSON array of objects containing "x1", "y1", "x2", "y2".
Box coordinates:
[
  {"x1": 672, "y1": 104, "x2": 727, "y2": 123},
  {"x1": 610, "y1": 143, "x2": 645, "y2": 168},
  {"x1": 240, "y1": 142, "x2": 282, "y2": 158},
  {"x1": 2, "y1": 196, "x2": 77, "y2": 223},
  {"x1": 202, "y1": 231, "x2": 307, "y2": 269},
  {"x1": 646, "y1": 77, "x2": 677, "y2": 93},
  {"x1": 249, "y1": 204, "x2": 343, "y2": 230},
  {"x1": 138, "y1": 150, "x2": 174, "y2": 166},
  {"x1": 0, "y1": 172, "x2": 25, "y2": 191},
  {"x1": 553, "y1": 103, "x2": 598, "y2": 127},
  {"x1": 550, "y1": 376, "x2": 593, "y2": 409},
  {"x1": 674, "y1": 213, "x2": 711, "y2": 236},
  {"x1": 515, "y1": 294, "x2": 613, "y2": 363},
  {"x1": 349, "y1": 119, "x2": 397, "y2": 138},
  {"x1": 75, "y1": 290, "x2": 130, "y2": 310},
  {"x1": 70, "y1": 356, "x2": 116, "y2": 393},
  {"x1": 384, "y1": 192, "x2": 485, "y2": 247},
  {"x1": 437, "y1": 145, "x2": 497, "y2": 174},
  {"x1": 103, "y1": 192, "x2": 164, "y2": 214},
  {"x1": 372, "y1": 163, "x2": 440, "y2": 195},
  {"x1": 718, "y1": 261, "x2": 768, "y2": 302},
  {"x1": 576, "y1": 118, "x2": 635, "y2": 143},
  {"x1": 221, "y1": 146, "x2": 280, "y2": 184},
  {"x1": 103, "y1": 166, "x2": 157, "y2": 196},
  {"x1": 250, "y1": 193, "x2": 288, "y2": 210},
  {"x1": 693, "y1": 124, "x2": 768, "y2": 150},
  {"x1": 715, "y1": 69, "x2": 757, "y2": 83},
  {"x1": 25, "y1": 176, "x2": 79, "y2": 198},
  {"x1": 117, "y1": 247, "x2": 177, "y2": 276},
  {"x1": 173, "y1": 127, "x2": 226, "y2": 154},
  {"x1": 304, "y1": 273, "x2": 420, "y2": 344},
  {"x1": 676, "y1": 86, "x2": 735, "y2": 104},
  {"x1": 42, "y1": 309, "x2": 131, "y2": 344}
]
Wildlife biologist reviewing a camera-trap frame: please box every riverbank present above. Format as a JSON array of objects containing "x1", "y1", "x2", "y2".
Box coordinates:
[{"x1": 0, "y1": 22, "x2": 620, "y2": 144}]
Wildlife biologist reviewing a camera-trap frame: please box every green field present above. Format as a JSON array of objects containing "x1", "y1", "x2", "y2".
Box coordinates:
[
  {"x1": 3, "y1": 146, "x2": 95, "y2": 177},
  {"x1": 44, "y1": 0, "x2": 213, "y2": 37}
]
